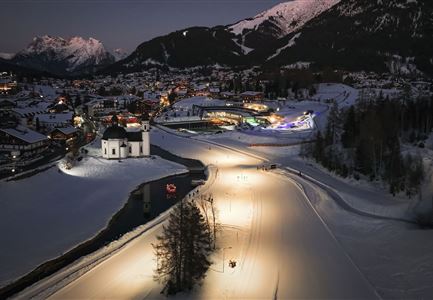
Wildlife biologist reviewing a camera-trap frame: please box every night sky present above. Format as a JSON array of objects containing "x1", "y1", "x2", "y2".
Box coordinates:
[{"x1": 1, "y1": 0, "x2": 287, "y2": 54}]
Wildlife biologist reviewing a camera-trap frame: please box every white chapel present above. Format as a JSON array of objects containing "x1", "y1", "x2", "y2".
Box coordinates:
[{"x1": 101, "y1": 114, "x2": 150, "y2": 159}]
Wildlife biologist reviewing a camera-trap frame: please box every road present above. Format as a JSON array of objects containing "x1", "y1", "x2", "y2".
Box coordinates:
[{"x1": 26, "y1": 129, "x2": 378, "y2": 299}]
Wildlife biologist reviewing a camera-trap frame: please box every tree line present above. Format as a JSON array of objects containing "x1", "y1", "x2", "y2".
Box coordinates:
[{"x1": 303, "y1": 92, "x2": 432, "y2": 197}]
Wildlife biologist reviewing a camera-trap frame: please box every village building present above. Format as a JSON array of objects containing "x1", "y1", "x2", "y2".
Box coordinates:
[
  {"x1": 220, "y1": 91, "x2": 237, "y2": 101},
  {"x1": 0, "y1": 76, "x2": 17, "y2": 94},
  {"x1": 86, "y1": 98, "x2": 118, "y2": 118},
  {"x1": 101, "y1": 114, "x2": 150, "y2": 159},
  {"x1": 33, "y1": 112, "x2": 74, "y2": 130},
  {"x1": 0, "y1": 125, "x2": 49, "y2": 159},
  {"x1": 49, "y1": 126, "x2": 79, "y2": 147},
  {"x1": 11, "y1": 102, "x2": 50, "y2": 126},
  {"x1": 240, "y1": 91, "x2": 264, "y2": 103},
  {"x1": 0, "y1": 99, "x2": 16, "y2": 110}
]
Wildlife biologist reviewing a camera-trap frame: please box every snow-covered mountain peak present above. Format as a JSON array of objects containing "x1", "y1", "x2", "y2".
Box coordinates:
[
  {"x1": 22, "y1": 35, "x2": 107, "y2": 57},
  {"x1": 229, "y1": 0, "x2": 341, "y2": 37},
  {"x1": 14, "y1": 35, "x2": 115, "y2": 74},
  {"x1": 0, "y1": 52, "x2": 15, "y2": 60},
  {"x1": 112, "y1": 48, "x2": 129, "y2": 62}
]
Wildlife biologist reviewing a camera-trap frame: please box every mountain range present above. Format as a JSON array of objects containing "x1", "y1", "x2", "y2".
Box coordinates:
[
  {"x1": 2, "y1": 36, "x2": 116, "y2": 76},
  {"x1": 105, "y1": 0, "x2": 341, "y2": 72},
  {"x1": 105, "y1": 0, "x2": 433, "y2": 76},
  {"x1": 1, "y1": 0, "x2": 432, "y2": 77}
]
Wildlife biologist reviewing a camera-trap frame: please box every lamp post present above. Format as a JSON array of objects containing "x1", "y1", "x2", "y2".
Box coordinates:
[{"x1": 222, "y1": 246, "x2": 232, "y2": 273}]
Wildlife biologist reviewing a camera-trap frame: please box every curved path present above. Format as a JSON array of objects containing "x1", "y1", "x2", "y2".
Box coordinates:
[{"x1": 20, "y1": 128, "x2": 379, "y2": 299}]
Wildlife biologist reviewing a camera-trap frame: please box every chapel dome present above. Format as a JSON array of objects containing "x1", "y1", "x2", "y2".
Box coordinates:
[{"x1": 102, "y1": 125, "x2": 127, "y2": 140}]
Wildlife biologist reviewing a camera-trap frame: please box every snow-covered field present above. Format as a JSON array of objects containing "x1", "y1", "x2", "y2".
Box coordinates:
[
  {"x1": 18, "y1": 128, "x2": 378, "y2": 299},
  {"x1": 0, "y1": 154, "x2": 187, "y2": 287},
  {"x1": 10, "y1": 82, "x2": 433, "y2": 298},
  {"x1": 292, "y1": 172, "x2": 433, "y2": 298},
  {"x1": 15, "y1": 125, "x2": 433, "y2": 299},
  {"x1": 172, "y1": 96, "x2": 226, "y2": 110}
]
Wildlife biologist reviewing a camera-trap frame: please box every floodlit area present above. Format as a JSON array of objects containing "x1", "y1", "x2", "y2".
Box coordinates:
[
  {"x1": 18, "y1": 129, "x2": 377, "y2": 299},
  {"x1": 155, "y1": 93, "x2": 330, "y2": 143},
  {"x1": 1, "y1": 0, "x2": 432, "y2": 296},
  {"x1": 6, "y1": 83, "x2": 433, "y2": 300}
]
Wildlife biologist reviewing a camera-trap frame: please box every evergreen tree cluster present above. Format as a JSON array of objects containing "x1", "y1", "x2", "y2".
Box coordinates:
[
  {"x1": 305, "y1": 94, "x2": 431, "y2": 196},
  {"x1": 153, "y1": 199, "x2": 212, "y2": 295}
]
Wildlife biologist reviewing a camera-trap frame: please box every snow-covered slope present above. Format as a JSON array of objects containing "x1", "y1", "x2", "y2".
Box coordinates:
[
  {"x1": 12, "y1": 35, "x2": 115, "y2": 75},
  {"x1": 229, "y1": 0, "x2": 340, "y2": 37},
  {"x1": 0, "y1": 53, "x2": 14, "y2": 60},
  {"x1": 107, "y1": 1, "x2": 341, "y2": 72},
  {"x1": 267, "y1": 0, "x2": 433, "y2": 75},
  {"x1": 111, "y1": 48, "x2": 129, "y2": 62}
]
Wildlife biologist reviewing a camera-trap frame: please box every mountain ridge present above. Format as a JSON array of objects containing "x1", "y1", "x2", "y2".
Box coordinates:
[
  {"x1": 267, "y1": 0, "x2": 433, "y2": 75},
  {"x1": 11, "y1": 35, "x2": 115, "y2": 75}
]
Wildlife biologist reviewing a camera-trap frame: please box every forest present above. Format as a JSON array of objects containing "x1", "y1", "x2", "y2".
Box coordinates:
[{"x1": 303, "y1": 89, "x2": 432, "y2": 197}]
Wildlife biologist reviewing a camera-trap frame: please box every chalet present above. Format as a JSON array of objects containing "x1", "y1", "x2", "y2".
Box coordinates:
[
  {"x1": 34, "y1": 112, "x2": 74, "y2": 130},
  {"x1": 220, "y1": 91, "x2": 236, "y2": 100},
  {"x1": 86, "y1": 99, "x2": 116, "y2": 117},
  {"x1": 49, "y1": 97, "x2": 70, "y2": 113},
  {"x1": 193, "y1": 84, "x2": 210, "y2": 97},
  {"x1": 0, "y1": 99, "x2": 16, "y2": 110},
  {"x1": 240, "y1": 91, "x2": 264, "y2": 103},
  {"x1": 0, "y1": 125, "x2": 49, "y2": 158},
  {"x1": 49, "y1": 126, "x2": 78, "y2": 146},
  {"x1": 11, "y1": 101, "x2": 51, "y2": 126},
  {"x1": 0, "y1": 78, "x2": 17, "y2": 94}
]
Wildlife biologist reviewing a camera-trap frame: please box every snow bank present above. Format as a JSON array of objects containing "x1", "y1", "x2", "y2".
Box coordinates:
[{"x1": 0, "y1": 155, "x2": 187, "y2": 287}]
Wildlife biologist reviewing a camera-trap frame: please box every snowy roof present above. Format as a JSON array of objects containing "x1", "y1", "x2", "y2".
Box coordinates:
[
  {"x1": 36, "y1": 112, "x2": 74, "y2": 124},
  {"x1": 241, "y1": 91, "x2": 263, "y2": 96},
  {"x1": 51, "y1": 126, "x2": 78, "y2": 135},
  {"x1": 11, "y1": 101, "x2": 50, "y2": 115},
  {"x1": 1, "y1": 125, "x2": 48, "y2": 144},
  {"x1": 229, "y1": 0, "x2": 340, "y2": 38},
  {"x1": 194, "y1": 84, "x2": 208, "y2": 91}
]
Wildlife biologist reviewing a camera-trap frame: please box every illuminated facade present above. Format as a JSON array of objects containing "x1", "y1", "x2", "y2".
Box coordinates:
[{"x1": 101, "y1": 114, "x2": 150, "y2": 159}]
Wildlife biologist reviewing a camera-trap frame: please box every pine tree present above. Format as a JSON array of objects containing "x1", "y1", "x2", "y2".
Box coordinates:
[
  {"x1": 324, "y1": 102, "x2": 340, "y2": 146},
  {"x1": 313, "y1": 131, "x2": 324, "y2": 163},
  {"x1": 153, "y1": 200, "x2": 212, "y2": 295},
  {"x1": 168, "y1": 92, "x2": 177, "y2": 106},
  {"x1": 341, "y1": 106, "x2": 357, "y2": 148},
  {"x1": 404, "y1": 154, "x2": 424, "y2": 198}
]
